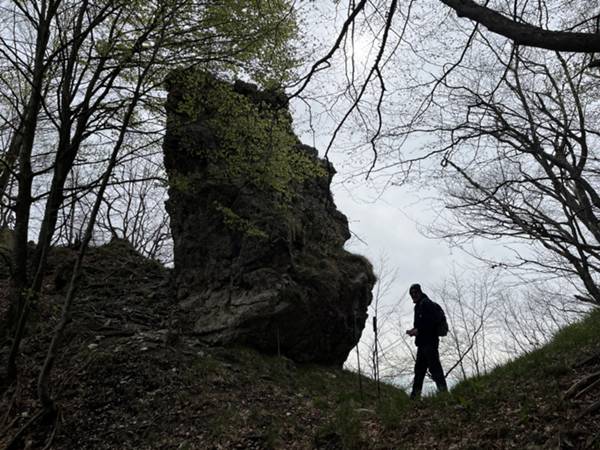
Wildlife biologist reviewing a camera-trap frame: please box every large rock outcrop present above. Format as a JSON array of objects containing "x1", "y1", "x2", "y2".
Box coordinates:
[{"x1": 163, "y1": 71, "x2": 375, "y2": 365}]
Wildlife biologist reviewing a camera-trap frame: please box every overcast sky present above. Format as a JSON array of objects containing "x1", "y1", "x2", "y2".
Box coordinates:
[{"x1": 288, "y1": 2, "x2": 527, "y2": 375}]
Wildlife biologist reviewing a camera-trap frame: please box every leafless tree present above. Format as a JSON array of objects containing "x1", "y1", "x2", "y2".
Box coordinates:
[
  {"x1": 429, "y1": 47, "x2": 600, "y2": 305},
  {"x1": 353, "y1": 253, "x2": 401, "y2": 388},
  {"x1": 294, "y1": 1, "x2": 600, "y2": 311},
  {"x1": 435, "y1": 269, "x2": 501, "y2": 382},
  {"x1": 95, "y1": 162, "x2": 171, "y2": 262},
  {"x1": 498, "y1": 282, "x2": 590, "y2": 356}
]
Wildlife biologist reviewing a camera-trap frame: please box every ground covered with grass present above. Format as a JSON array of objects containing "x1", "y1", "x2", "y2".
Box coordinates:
[
  {"x1": 1, "y1": 240, "x2": 599, "y2": 449},
  {"x1": 378, "y1": 308, "x2": 600, "y2": 449}
]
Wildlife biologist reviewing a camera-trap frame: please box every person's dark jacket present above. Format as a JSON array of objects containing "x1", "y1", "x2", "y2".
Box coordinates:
[{"x1": 413, "y1": 294, "x2": 439, "y2": 347}]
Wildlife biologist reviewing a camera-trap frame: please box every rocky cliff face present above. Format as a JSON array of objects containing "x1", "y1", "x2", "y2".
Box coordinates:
[{"x1": 163, "y1": 71, "x2": 375, "y2": 365}]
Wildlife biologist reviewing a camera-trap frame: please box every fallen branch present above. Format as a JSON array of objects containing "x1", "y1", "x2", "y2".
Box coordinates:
[
  {"x1": 1, "y1": 384, "x2": 18, "y2": 428},
  {"x1": 5, "y1": 408, "x2": 52, "y2": 450},
  {"x1": 573, "y1": 352, "x2": 600, "y2": 369},
  {"x1": 564, "y1": 371, "x2": 600, "y2": 400},
  {"x1": 577, "y1": 400, "x2": 600, "y2": 420},
  {"x1": 574, "y1": 377, "x2": 600, "y2": 400}
]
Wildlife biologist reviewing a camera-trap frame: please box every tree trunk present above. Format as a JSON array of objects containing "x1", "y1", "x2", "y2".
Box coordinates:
[{"x1": 6, "y1": 1, "x2": 58, "y2": 382}]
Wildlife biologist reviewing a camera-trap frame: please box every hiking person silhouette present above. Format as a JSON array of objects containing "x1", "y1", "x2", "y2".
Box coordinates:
[{"x1": 406, "y1": 283, "x2": 448, "y2": 399}]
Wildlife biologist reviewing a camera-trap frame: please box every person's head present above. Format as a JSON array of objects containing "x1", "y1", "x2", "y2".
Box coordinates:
[{"x1": 409, "y1": 283, "x2": 422, "y2": 303}]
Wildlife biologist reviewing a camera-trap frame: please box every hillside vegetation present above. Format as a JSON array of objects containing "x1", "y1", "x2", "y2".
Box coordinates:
[{"x1": 1, "y1": 241, "x2": 599, "y2": 449}]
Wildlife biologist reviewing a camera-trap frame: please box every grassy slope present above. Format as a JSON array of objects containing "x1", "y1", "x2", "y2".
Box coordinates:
[
  {"x1": 381, "y1": 308, "x2": 600, "y2": 450},
  {"x1": 1, "y1": 242, "x2": 599, "y2": 449}
]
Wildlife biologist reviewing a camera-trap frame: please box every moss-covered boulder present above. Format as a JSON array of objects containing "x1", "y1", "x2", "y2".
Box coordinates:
[{"x1": 163, "y1": 71, "x2": 375, "y2": 365}]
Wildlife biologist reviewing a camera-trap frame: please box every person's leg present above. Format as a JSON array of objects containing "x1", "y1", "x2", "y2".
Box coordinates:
[
  {"x1": 424, "y1": 344, "x2": 447, "y2": 393},
  {"x1": 410, "y1": 346, "x2": 427, "y2": 399}
]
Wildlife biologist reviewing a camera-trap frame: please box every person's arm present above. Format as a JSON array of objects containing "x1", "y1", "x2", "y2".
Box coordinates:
[{"x1": 406, "y1": 306, "x2": 419, "y2": 336}]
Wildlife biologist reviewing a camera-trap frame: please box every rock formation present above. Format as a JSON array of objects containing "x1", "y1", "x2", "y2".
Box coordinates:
[{"x1": 163, "y1": 71, "x2": 375, "y2": 365}]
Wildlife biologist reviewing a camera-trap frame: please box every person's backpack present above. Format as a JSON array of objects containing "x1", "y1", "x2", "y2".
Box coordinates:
[{"x1": 431, "y1": 301, "x2": 449, "y2": 337}]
